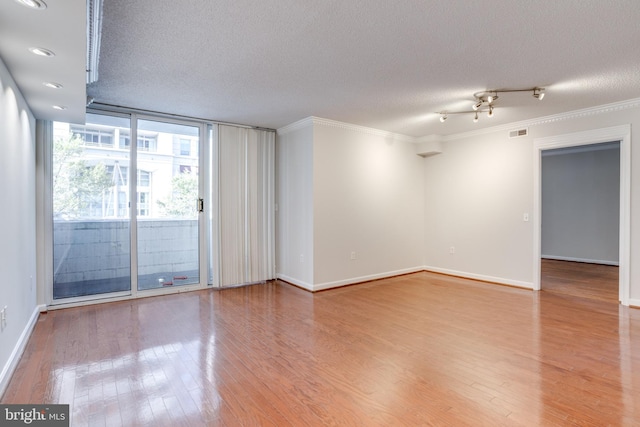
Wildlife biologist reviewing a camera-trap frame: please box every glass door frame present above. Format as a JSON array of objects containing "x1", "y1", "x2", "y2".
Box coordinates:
[
  {"x1": 45, "y1": 112, "x2": 134, "y2": 306},
  {"x1": 44, "y1": 110, "x2": 210, "y2": 308},
  {"x1": 130, "y1": 113, "x2": 209, "y2": 298}
]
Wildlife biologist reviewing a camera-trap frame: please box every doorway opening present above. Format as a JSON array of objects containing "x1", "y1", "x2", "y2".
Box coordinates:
[
  {"x1": 533, "y1": 125, "x2": 630, "y2": 305},
  {"x1": 540, "y1": 142, "x2": 620, "y2": 303}
]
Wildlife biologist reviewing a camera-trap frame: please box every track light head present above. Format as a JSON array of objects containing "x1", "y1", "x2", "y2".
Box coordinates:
[
  {"x1": 472, "y1": 100, "x2": 483, "y2": 111},
  {"x1": 440, "y1": 114, "x2": 447, "y2": 123},
  {"x1": 533, "y1": 88, "x2": 545, "y2": 100},
  {"x1": 488, "y1": 106, "x2": 494, "y2": 118},
  {"x1": 473, "y1": 112, "x2": 479, "y2": 123}
]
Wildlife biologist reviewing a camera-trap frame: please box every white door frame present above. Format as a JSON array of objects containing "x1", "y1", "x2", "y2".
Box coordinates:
[{"x1": 533, "y1": 125, "x2": 630, "y2": 305}]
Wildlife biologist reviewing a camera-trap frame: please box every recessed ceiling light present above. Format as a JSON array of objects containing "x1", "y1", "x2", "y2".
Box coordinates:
[
  {"x1": 29, "y1": 47, "x2": 55, "y2": 57},
  {"x1": 52, "y1": 105, "x2": 67, "y2": 110},
  {"x1": 43, "y1": 82, "x2": 63, "y2": 89},
  {"x1": 15, "y1": 0, "x2": 47, "y2": 9}
]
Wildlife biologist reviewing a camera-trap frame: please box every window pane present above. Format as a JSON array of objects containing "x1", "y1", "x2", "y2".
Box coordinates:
[
  {"x1": 52, "y1": 114, "x2": 131, "y2": 299},
  {"x1": 138, "y1": 170, "x2": 150, "y2": 187},
  {"x1": 180, "y1": 138, "x2": 191, "y2": 156},
  {"x1": 136, "y1": 119, "x2": 200, "y2": 290}
]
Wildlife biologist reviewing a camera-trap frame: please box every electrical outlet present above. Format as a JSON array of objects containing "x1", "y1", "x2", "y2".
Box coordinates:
[
  {"x1": 523, "y1": 213, "x2": 529, "y2": 222},
  {"x1": 449, "y1": 246, "x2": 455, "y2": 254},
  {"x1": 350, "y1": 251, "x2": 357, "y2": 260}
]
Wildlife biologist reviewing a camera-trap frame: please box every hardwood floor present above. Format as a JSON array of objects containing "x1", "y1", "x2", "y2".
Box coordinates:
[
  {"x1": 3, "y1": 271, "x2": 640, "y2": 426},
  {"x1": 541, "y1": 258, "x2": 619, "y2": 302}
]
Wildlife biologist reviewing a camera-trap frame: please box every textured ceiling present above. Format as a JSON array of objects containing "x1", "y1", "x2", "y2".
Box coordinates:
[{"x1": 3, "y1": 1, "x2": 640, "y2": 136}]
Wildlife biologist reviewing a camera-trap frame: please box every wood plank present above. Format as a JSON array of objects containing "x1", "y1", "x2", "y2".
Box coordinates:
[
  {"x1": 541, "y1": 258, "x2": 618, "y2": 302},
  {"x1": 3, "y1": 268, "x2": 640, "y2": 425}
]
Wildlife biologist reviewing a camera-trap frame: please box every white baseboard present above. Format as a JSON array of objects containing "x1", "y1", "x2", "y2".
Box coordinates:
[
  {"x1": 276, "y1": 274, "x2": 314, "y2": 291},
  {"x1": 0, "y1": 304, "x2": 45, "y2": 399},
  {"x1": 278, "y1": 267, "x2": 424, "y2": 292},
  {"x1": 312, "y1": 266, "x2": 425, "y2": 292},
  {"x1": 628, "y1": 299, "x2": 640, "y2": 308},
  {"x1": 423, "y1": 266, "x2": 534, "y2": 290},
  {"x1": 541, "y1": 255, "x2": 619, "y2": 266}
]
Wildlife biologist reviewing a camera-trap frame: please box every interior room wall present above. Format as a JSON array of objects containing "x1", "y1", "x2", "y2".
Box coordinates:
[
  {"x1": 423, "y1": 128, "x2": 535, "y2": 287},
  {"x1": 276, "y1": 117, "x2": 424, "y2": 291},
  {"x1": 423, "y1": 102, "x2": 640, "y2": 302},
  {"x1": 312, "y1": 120, "x2": 424, "y2": 289},
  {"x1": 541, "y1": 143, "x2": 620, "y2": 265},
  {"x1": 0, "y1": 57, "x2": 38, "y2": 396},
  {"x1": 276, "y1": 121, "x2": 315, "y2": 289}
]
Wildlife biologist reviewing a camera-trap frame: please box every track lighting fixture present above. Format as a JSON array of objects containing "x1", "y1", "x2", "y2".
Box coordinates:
[
  {"x1": 437, "y1": 86, "x2": 545, "y2": 124},
  {"x1": 438, "y1": 110, "x2": 483, "y2": 123}
]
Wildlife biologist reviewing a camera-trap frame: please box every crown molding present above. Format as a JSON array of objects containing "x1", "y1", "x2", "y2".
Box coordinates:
[
  {"x1": 527, "y1": 98, "x2": 640, "y2": 127},
  {"x1": 310, "y1": 117, "x2": 415, "y2": 142},
  {"x1": 276, "y1": 116, "x2": 314, "y2": 135},
  {"x1": 278, "y1": 116, "x2": 414, "y2": 142},
  {"x1": 442, "y1": 98, "x2": 640, "y2": 142},
  {"x1": 415, "y1": 134, "x2": 443, "y2": 144}
]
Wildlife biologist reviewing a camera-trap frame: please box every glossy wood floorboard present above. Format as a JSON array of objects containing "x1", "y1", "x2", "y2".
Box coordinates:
[
  {"x1": 4, "y1": 271, "x2": 640, "y2": 426},
  {"x1": 541, "y1": 259, "x2": 619, "y2": 302}
]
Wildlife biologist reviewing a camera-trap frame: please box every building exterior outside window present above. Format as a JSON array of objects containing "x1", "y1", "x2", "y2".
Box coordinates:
[
  {"x1": 180, "y1": 138, "x2": 191, "y2": 156},
  {"x1": 71, "y1": 125, "x2": 114, "y2": 147},
  {"x1": 53, "y1": 121, "x2": 198, "y2": 219}
]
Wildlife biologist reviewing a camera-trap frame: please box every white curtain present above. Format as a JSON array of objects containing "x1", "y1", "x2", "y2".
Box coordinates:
[{"x1": 215, "y1": 125, "x2": 275, "y2": 287}]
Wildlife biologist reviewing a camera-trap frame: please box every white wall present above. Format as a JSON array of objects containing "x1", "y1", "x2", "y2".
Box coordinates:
[
  {"x1": 541, "y1": 143, "x2": 620, "y2": 264},
  {"x1": 0, "y1": 57, "x2": 39, "y2": 396},
  {"x1": 276, "y1": 117, "x2": 424, "y2": 291},
  {"x1": 276, "y1": 121, "x2": 314, "y2": 288},
  {"x1": 423, "y1": 129, "x2": 534, "y2": 287},
  {"x1": 423, "y1": 101, "x2": 640, "y2": 302},
  {"x1": 312, "y1": 120, "x2": 424, "y2": 289}
]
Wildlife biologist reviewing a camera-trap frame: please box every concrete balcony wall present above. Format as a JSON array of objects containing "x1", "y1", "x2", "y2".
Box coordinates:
[
  {"x1": 53, "y1": 219, "x2": 198, "y2": 287},
  {"x1": 137, "y1": 219, "x2": 199, "y2": 277}
]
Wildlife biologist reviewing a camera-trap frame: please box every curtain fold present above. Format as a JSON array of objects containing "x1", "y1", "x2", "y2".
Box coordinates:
[{"x1": 216, "y1": 125, "x2": 275, "y2": 287}]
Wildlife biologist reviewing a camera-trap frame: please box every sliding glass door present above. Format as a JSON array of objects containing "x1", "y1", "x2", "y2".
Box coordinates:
[
  {"x1": 136, "y1": 119, "x2": 201, "y2": 290},
  {"x1": 50, "y1": 111, "x2": 275, "y2": 303},
  {"x1": 52, "y1": 114, "x2": 203, "y2": 301},
  {"x1": 52, "y1": 114, "x2": 131, "y2": 299}
]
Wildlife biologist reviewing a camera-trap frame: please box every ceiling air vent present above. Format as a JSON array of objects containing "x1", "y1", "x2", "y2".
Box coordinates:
[{"x1": 509, "y1": 128, "x2": 528, "y2": 138}]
